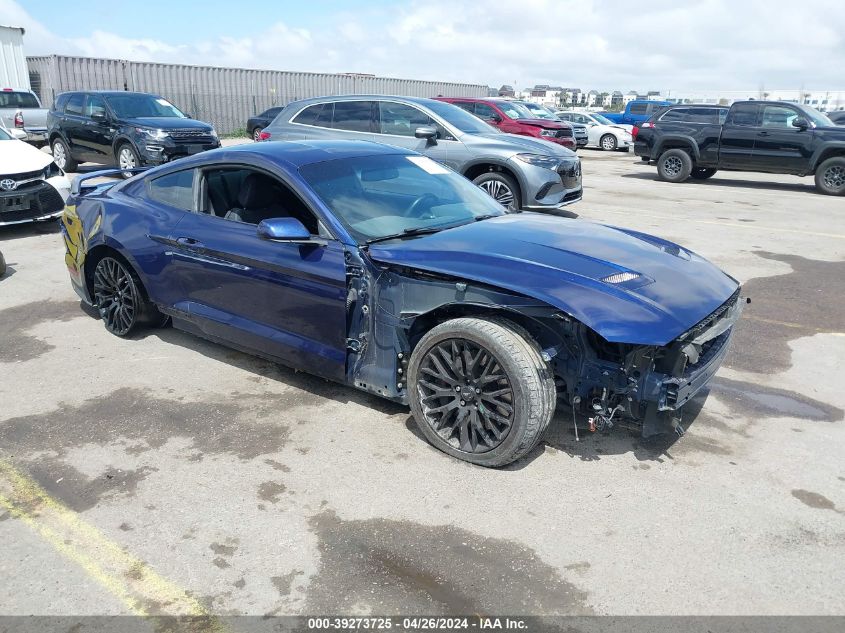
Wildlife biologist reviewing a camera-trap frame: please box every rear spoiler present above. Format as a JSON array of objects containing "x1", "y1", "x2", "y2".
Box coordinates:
[{"x1": 70, "y1": 167, "x2": 149, "y2": 196}]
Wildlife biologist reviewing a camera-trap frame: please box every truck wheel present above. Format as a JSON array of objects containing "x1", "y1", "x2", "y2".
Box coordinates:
[
  {"x1": 600, "y1": 134, "x2": 618, "y2": 151},
  {"x1": 815, "y1": 157, "x2": 845, "y2": 196},
  {"x1": 657, "y1": 149, "x2": 693, "y2": 182},
  {"x1": 472, "y1": 172, "x2": 521, "y2": 211},
  {"x1": 690, "y1": 168, "x2": 717, "y2": 180},
  {"x1": 408, "y1": 317, "x2": 555, "y2": 467},
  {"x1": 52, "y1": 138, "x2": 78, "y2": 172},
  {"x1": 0, "y1": 249, "x2": 6, "y2": 278}
]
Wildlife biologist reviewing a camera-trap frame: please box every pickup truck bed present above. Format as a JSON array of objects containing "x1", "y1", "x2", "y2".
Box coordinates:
[{"x1": 0, "y1": 90, "x2": 49, "y2": 146}]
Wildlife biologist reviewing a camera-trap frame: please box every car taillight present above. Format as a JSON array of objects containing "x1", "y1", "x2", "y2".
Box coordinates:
[
  {"x1": 14, "y1": 111, "x2": 24, "y2": 128},
  {"x1": 631, "y1": 126, "x2": 639, "y2": 139},
  {"x1": 257, "y1": 131, "x2": 271, "y2": 141}
]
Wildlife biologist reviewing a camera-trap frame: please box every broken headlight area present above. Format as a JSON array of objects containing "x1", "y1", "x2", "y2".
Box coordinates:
[{"x1": 553, "y1": 289, "x2": 745, "y2": 438}]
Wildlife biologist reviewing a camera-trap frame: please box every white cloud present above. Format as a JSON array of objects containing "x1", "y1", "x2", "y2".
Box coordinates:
[{"x1": 3, "y1": 0, "x2": 844, "y2": 91}]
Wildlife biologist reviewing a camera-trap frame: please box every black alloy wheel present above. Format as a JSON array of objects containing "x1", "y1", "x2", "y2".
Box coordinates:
[
  {"x1": 93, "y1": 257, "x2": 140, "y2": 336},
  {"x1": 417, "y1": 338, "x2": 515, "y2": 454}
]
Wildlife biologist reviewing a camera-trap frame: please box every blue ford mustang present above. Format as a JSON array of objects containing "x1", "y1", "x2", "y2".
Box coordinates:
[{"x1": 61, "y1": 140, "x2": 743, "y2": 467}]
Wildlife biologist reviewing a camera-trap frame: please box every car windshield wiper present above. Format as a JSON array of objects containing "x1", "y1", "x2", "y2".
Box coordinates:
[{"x1": 365, "y1": 220, "x2": 468, "y2": 246}]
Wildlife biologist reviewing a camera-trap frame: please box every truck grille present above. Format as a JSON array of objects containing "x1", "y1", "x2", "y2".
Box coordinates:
[
  {"x1": 555, "y1": 129, "x2": 573, "y2": 138},
  {"x1": 169, "y1": 129, "x2": 214, "y2": 143}
]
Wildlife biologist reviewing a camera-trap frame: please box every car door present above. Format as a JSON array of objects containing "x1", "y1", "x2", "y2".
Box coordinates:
[
  {"x1": 80, "y1": 94, "x2": 114, "y2": 161},
  {"x1": 61, "y1": 93, "x2": 89, "y2": 159},
  {"x1": 165, "y1": 165, "x2": 348, "y2": 381},
  {"x1": 374, "y1": 101, "x2": 463, "y2": 171},
  {"x1": 719, "y1": 103, "x2": 761, "y2": 169},
  {"x1": 752, "y1": 104, "x2": 816, "y2": 172}
]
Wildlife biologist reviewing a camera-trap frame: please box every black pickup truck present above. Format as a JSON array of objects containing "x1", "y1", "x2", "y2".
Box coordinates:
[{"x1": 634, "y1": 101, "x2": 845, "y2": 195}]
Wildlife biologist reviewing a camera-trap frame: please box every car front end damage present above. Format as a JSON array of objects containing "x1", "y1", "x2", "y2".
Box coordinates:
[{"x1": 345, "y1": 252, "x2": 744, "y2": 439}]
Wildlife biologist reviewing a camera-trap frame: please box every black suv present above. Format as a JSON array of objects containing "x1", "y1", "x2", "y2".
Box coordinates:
[
  {"x1": 47, "y1": 91, "x2": 220, "y2": 173},
  {"x1": 634, "y1": 101, "x2": 845, "y2": 195}
]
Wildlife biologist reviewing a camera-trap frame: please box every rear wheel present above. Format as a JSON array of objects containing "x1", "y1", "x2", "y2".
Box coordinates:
[
  {"x1": 472, "y1": 172, "x2": 521, "y2": 211},
  {"x1": 52, "y1": 138, "x2": 78, "y2": 172},
  {"x1": 600, "y1": 133, "x2": 618, "y2": 151},
  {"x1": 656, "y1": 148, "x2": 693, "y2": 182},
  {"x1": 690, "y1": 168, "x2": 717, "y2": 180},
  {"x1": 408, "y1": 317, "x2": 555, "y2": 467},
  {"x1": 252, "y1": 127, "x2": 263, "y2": 141},
  {"x1": 92, "y1": 256, "x2": 167, "y2": 337},
  {"x1": 815, "y1": 157, "x2": 845, "y2": 195}
]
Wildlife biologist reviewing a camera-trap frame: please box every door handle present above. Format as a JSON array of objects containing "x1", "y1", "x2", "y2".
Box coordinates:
[
  {"x1": 757, "y1": 131, "x2": 770, "y2": 136},
  {"x1": 176, "y1": 237, "x2": 203, "y2": 247}
]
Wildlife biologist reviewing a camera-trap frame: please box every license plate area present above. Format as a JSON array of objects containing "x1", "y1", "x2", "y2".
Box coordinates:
[{"x1": 2, "y1": 195, "x2": 30, "y2": 212}]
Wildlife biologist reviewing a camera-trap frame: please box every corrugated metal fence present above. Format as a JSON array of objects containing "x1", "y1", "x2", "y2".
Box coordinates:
[{"x1": 27, "y1": 55, "x2": 487, "y2": 135}]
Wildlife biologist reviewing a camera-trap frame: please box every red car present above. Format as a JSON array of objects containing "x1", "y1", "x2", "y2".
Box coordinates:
[{"x1": 434, "y1": 97, "x2": 577, "y2": 150}]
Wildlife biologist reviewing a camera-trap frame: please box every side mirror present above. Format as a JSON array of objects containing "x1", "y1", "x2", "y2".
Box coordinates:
[
  {"x1": 257, "y1": 217, "x2": 311, "y2": 241},
  {"x1": 414, "y1": 126, "x2": 438, "y2": 140},
  {"x1": 92, "y1": 111, "x2": 107, "y2": 122},
  {"x1": 792, "y1": 117, "x2": 810, "y2": 130},
  {"x1": 486, "y1": 114, "x2": 502, "y2": 123}
]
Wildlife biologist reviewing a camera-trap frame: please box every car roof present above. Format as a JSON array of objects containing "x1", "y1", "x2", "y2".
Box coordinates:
[
  {"x1": 57, "y1": 90, "x2": 166, "y2": 98},
  {"x1": 285, "y1": 94, "x2": 454, "y2": 109},
  {"x1": 152, "y1": 139, "x2": 414, "y2": 172}
]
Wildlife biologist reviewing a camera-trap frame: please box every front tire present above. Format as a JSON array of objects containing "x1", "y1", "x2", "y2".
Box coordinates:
[
  {"x1": 815, "y1": 157, "x2": 845, "y2": 195},
  {"x1": 117, "y1": 143, "x2": 141, "y2": 179},
  {"x1": 600, "y1": 133, "x2": 618, "y2": 151},
  {"x1": 690, "y1": 168, "x2": 717, "y2": 180},
  {"x1": 472, "y1": 172, "x2": 521, "y2": 211},
  {"x1": 656, "y1": 148, "x2": 693, "y2": 182},
  {"x1": 92, "y1": 256, "x2": 166, "y2": 337},
  {"x1": 408, "y1": 317, "x2": 555, "y2": 467},
  {"x1": 52, "y1": 138, "x2": 78, "y2": 172}
]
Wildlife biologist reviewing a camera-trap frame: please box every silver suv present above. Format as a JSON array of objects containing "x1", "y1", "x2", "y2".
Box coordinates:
[{"x1": 260, "y1": 95, "x2": 582, "y2": 211}]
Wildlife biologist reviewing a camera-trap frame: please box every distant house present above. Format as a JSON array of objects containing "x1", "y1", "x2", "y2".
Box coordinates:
[
  {"x1": 623, "y1": 91, "x2": 638, "y2": 106},
  {"x1": 610, "y1": 91, "x2": 623, "y2": 109},
  {"x1": 498, "y1": 84, "x2": 515, "y2": 97}
]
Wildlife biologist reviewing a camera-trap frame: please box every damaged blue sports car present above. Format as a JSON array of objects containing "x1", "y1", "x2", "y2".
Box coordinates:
[{"x1": 61, "y1": 140, "x2": 744, "y2": 466}]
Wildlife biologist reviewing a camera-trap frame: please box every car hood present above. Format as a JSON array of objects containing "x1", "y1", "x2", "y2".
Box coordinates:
[
  {"x1": 367, "y1": 214, "x2": 739, "y2": 346},
  {"x1": 0, "y1": 138, "x2": 53, "y2": 174},
  {"x1": 121, "y1": 117, "x2": 213, "y2": 131},
  {"x1": 469, "y1": 132, "x2": 578, "y2": 159}
]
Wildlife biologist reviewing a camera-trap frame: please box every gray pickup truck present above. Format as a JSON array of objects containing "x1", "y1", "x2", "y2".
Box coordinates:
[{"x1": 0, "y1": 90, "x2": 49, "y2": 146}]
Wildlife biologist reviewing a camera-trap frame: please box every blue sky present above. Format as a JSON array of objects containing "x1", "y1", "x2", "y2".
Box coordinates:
[{"x1": 3, "y1": 0, "x2": 844, "y2": 92}]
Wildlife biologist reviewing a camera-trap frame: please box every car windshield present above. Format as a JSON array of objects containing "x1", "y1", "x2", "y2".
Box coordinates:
[
  {"x1": 0, "y1": 128, "x2": 11, "y2": 140},
  {"x1": 104, "y1": 94, "x2": 187, "y2": 119},
  {"x1": 0, "y1": 91, "x2": 39, "y2": 108},
  {"x1": 800, "y1": 105, "x2": 834, "y2": 128},
  {"x1": 425, "y1": 100, "x2": 500, "y2": 134},
  {"x1": 300, "y1": 153, "x2": 507, "y2": 243},
  {"x1": 592, "y1": 113, "x2": 614, "y2": 125},
  {"x1": 520, "y1": 103, "x2": 558, "y2": 120}
]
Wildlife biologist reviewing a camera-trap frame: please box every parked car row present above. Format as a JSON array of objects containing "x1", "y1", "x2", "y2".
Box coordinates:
[
  {"x1": 634, "y1": 100, "x2": 845, "y2": 195},
  {"x1": 259, "y1": 95, "x2": 582, "y2": 211}
]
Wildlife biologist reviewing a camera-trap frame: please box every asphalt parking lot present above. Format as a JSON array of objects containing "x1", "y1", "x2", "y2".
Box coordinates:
[{"x1": 1, "y1": 146, "x2": 843, "y2": 618}]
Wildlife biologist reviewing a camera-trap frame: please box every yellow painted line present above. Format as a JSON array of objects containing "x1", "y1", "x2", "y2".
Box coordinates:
[
  {"x1": 592, "y1": 208, "x2": 845, "y2": 239},
  {"x1": 0, "y1": 459, "x2": 226, "y2": 629}
]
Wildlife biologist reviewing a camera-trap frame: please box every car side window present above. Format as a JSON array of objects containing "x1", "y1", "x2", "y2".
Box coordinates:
[
  {"x1": 148, "y1": 170, "x2": 195, "y2": 211},
  {"x1": 378, "y1": 102, "x2": 437, "y2": 137},
  {"x1": 332, "y1": 101, "x2": 376, "y2": 132},
  {"x1": 293, "y1": 103, "x2": 332, "y2": 127},
  {"x1": 84, "y1": 94, "x2": 106, "y2": 119},
  {"x1": 262, "y1": 107, "x2": 282, "y2": 118},
  {"x1": 474, "y1": 103, "x2": 500, "y2": 120},
  {"x1": 660, "y1": 108, "x2": 688, "y2": 122},
  {"x1": 727, "y1": 104, "x2": 760, "y2": 127},
  {"x1": 64, "y1": 93, "x2": 85, "y2": 115},
  {"x1": 629, "y1": 103, "x2": 648, "y2": 115},
  {"x1": 202, "y1": 167, "x2": 321, "y2": 235},
  {"x1": 761, "y1": 105, "x2": 799, "y2": 128}
]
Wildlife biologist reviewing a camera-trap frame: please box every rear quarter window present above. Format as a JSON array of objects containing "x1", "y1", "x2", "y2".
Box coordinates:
[
  {"x1": 293, "y1": 103, "x2": 333, "y2": 127},
  {"x1": 148, "y1": 169, "x2": 195, "y2": 211}
]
